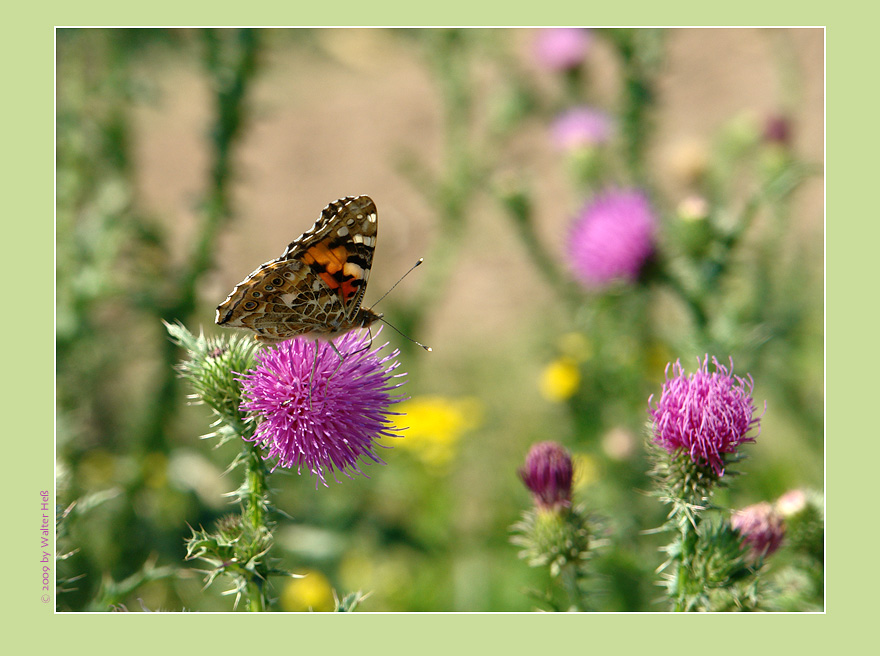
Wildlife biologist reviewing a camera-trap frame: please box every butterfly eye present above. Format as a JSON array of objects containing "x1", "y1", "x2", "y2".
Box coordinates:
[
  {"x1": 243, "y1": 301, "x2": 258, "y2": 310},
  {"x1": 272, "y1": 277, "x2": 283, "y2": 286}
]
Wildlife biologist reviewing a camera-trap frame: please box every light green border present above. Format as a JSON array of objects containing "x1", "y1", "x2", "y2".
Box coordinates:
[{"x1": 12, "y1": 0, "x2": 854, "y2": 651}]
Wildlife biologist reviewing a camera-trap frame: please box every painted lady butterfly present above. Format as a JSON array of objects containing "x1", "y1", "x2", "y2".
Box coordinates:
[{"x1": 216, "y1": 195, "x2": 382, "y2": 345}]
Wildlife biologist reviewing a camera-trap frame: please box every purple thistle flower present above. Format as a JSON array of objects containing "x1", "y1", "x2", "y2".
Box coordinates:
[
  {"x1": 648, "y1": 356, "x2": 762, "y2": 476},
  {"x1": 238, "y1": 329, "x2": 405, "y2": 487},
  {"x1": 519, "y1": 441, "x2": 573, "y2": 511},
  {"x1": 552, "y1": 107, "x2": 613, "y2": 150},
  {"x1": 731, "y1": 502, "x2": 785, "y2": 560},
  {"x1": 534, "y1": 28, "x2": 592, "y2": 71},
  {"x1": 567, "y1": 188, "x2": 657, "y2": 289}
]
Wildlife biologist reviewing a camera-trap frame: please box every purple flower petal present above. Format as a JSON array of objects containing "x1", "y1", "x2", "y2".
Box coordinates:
[
  {"x1": 552, "y1": 107, "x2": 613, "y2": 150},
  {"x1": 238, "y1": 329, "x2": 406, "y2": 487},
  {"x1": 534, "y1": 28, "x2": 592, "y2": 71},
  {"x1": 648, "y1": 356, "x2": 762, "y2": 476},
  {"x1": 519, "y1": 441, "x2": 573, "y2": 511},
  {"x1": 731, "y1": 502, "x2": 785, "y2": 560},
  {"x1": 567, "y1": 188, "x2": 657, "y2": 289}
]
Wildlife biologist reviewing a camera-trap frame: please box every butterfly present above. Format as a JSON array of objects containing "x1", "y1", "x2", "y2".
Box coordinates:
[{"x1": 215, "y1": 195, "x2": 383, "y2": 345}]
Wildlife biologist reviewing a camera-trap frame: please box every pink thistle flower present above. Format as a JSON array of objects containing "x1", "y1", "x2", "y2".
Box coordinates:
[
  {"x1": 567, "y1": 188, "x2": 657, "y2": 289},
  {"x1": 731, "y1": 502, "x2": 785, "y2": 560},
  {"x1": 519, "y1": 441, "x2": 573, "y2": 511},
  {"x1": 648, "y1": 356, "x2": 762, "y2": 476},
  {"x1": 534, "y1": 28, "x2": 592, "y2": 71},
  {"x1": 552, "y1": 107, "x2": 613, "y2": 150},
  {"x1": 238, "y1": 329, "x2": 405, "y2": 487}
]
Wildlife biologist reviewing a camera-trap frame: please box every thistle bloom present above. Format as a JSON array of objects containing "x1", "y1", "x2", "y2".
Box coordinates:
[
  {"x1": 552, "y1": 107, "x2": 613, "y2": 150},
  {"x1": 519, "y1": 441, "x2": 574, "y2": 511},
  {"x1": 534, "y1": 27, "x2": 592, "y2": 71},
  {"x1": 238, "y1": 330, "x2": 405, "y2": 487},
  {"x1": 731, "y1": 502, "x2": 785, "y2": 560},
  {"x1": 567, "y1": 188, "x2": 657, "y2": 289},
  {"x1": 648, "y1": 356, "x2": 762, "y2": 476}
]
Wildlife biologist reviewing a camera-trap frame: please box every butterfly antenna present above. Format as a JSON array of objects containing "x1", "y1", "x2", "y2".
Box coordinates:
[
  {"x1": 379, "y1": 316, "x2": 432, "y2": 352},
  {"x1": 371, "y1": 258, "x2": 424, "y2": 309}
]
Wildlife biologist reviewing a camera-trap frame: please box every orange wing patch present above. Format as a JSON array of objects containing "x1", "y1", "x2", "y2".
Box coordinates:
[
  {"x1": 302, "y1": 242, "x2": 363, "y2": 303},
  {"x1": 302, "y1": 242, "x2": 348, "y2": 274}
]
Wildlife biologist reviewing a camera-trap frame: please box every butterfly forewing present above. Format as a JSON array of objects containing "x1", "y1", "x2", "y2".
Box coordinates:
[{"x1": 215, "y1": 195, "x2": 379, "y2": 344}]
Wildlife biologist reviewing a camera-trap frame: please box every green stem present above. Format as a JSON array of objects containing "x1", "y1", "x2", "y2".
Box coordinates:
[
  {"x1": 246, "y1": 578, "x2": 266, "y2": 612},
  {"x1": 242, "y1": 441, "x2": 269, "y2": 530},
  {"x1": 560, "y1": 562, "x2": 586, "y2": 612},
  {"x1": 652, "y1": 261, "x2": 710, "y2": 340},
  {"x1": 498, "y1": 188, "x2": 584, "y2": 313},
  {"x1": 672, "y1": 514, "x2": 699, "y2": 612},
  {"x1": 605, "y1": 29, "x2": 662, "y2": 185},
  {"x1": 240, "y1": 439, "x2": 272, "y2": 611}
]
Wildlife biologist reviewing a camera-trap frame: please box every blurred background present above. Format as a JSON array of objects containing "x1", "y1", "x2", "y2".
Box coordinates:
[{"x1": 55, "y1": 27, "x2": 823, "y2": 612}]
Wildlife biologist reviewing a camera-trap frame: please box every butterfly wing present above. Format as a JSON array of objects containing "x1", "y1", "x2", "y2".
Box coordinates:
[
  {"x1": 215, "y1": 195, "x2": 377, "y2": 343},
  {"x1": 286, "y1": 195, "x2": 377, "y2": 322}
]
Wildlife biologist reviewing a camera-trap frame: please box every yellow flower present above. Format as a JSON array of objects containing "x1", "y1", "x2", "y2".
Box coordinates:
[
  {"x1": 279, "y1": 570, "x2": 334, "y2": 612},
  {"x1": 391, "y1": 396, "x2": 482, "y2": 470},
  {"x1": 539, "y1": 357, "x2": 580, "y2": 402}
]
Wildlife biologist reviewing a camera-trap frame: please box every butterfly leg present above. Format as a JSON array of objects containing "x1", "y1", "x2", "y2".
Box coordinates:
[
  {"x1": 327, "y1": 339, "x2": 346, "y2": 382},
  {"x1": 347, "y1": 327, "x2": 373, "y2": 358},
  {"x1": 308, "y1": 339, "x2": 320, "y2": 408}
]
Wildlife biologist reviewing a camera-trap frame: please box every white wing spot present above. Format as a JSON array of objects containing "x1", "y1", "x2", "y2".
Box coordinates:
[
  {"x1": 337, "y1": 226, "x2": 349, "y2": 237},
  {"x1": 368, "y1": 212, "x2": 377, "y2": 223},
  {"x1": 343, "y1": 261, "x2": 365, "y2": 278}
]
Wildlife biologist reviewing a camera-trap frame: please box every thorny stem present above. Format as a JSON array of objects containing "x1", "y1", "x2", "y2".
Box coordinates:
[
  {"x1": 672, "y1": 514, "x2": 700, "y2": 612},
  {"x1": 560, "y1": 562, "x2": 585, "y2": 612}
]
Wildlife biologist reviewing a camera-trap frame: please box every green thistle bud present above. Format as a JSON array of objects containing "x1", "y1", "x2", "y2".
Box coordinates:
[
  {"x1": 165, "y1": 321, "x2": 259, "y2": 440},
  {"x1": 512, "y1": 506, "x2": 591, "y2": 577}
]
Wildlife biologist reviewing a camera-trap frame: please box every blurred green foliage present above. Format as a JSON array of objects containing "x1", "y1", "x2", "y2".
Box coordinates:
[{"x1": 55, "y1": 28, "x2": 823, "y2": 611}]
